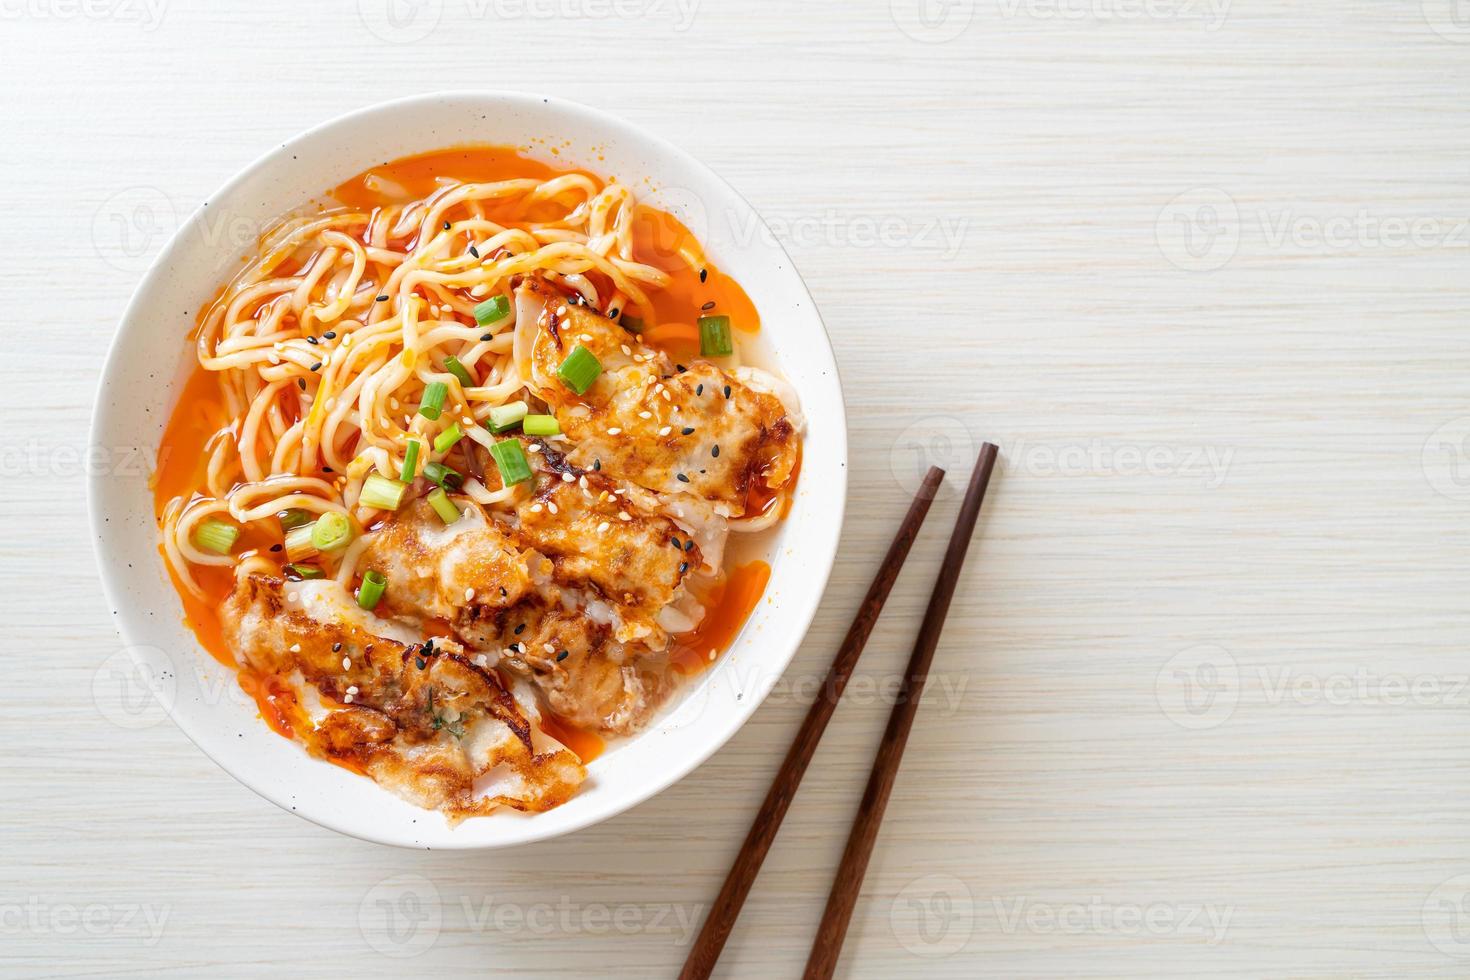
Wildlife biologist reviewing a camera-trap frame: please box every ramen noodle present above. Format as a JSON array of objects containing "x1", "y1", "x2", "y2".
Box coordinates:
[{"x1": 154, "y1": 146, "x2": 803, "y2": 820}]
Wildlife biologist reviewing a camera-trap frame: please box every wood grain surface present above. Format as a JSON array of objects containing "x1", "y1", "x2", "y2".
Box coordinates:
[{"x1": 5, "y1": 0, "x2": 1470, "y2": 976}]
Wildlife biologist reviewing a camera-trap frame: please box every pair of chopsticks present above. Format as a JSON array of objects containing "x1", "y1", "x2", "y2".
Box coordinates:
[{"x1": 680, "y1": 442, "x2": 1000, "y2": 980}]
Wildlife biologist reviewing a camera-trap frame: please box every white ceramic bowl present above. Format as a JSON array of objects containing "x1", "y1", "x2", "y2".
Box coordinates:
[{"x1": 88, "y1": 92, "x2": 846, "y2": 849}]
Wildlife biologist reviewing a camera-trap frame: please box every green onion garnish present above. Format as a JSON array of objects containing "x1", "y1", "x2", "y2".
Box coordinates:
[
  {"x1": 444, "y1": 355, "x2": 474, "y2": 388},
  {"x1": 423, "y1": 461, "x2": 462, "y2": 490},
  {"x1": 284, "y1": 523, "x2": 318, "y2": 562},
  {"x1": 490, "y1": 439, "x2": 532, "y2": 486},
  {"x1": 698, "y1": 315, "x2": 733, "y2": 357},
  {"x1": 556, "y1": 345, "x2": 601, "y2": 395},
  {"x1": 419, "y1": 381, "x2": 448, "y2": 420},
  {"x1": 488, "y1": 400, "x2": 528, "y2": 433},
  {"x1": 473, "y1": 294, "x2": 510, "y2": 326},
  {"x1": 426, "y1": 487, "x2": 460, "y2": 525},
  {"x1": 400, "y1": 440, "x2": 420, "y2": 482},
  {"x1": 278, "y1": 508, "x2": 312, "y2": 532},
  {"x1": 360, "y1": 473, "x2": 408, "y2": 511},
  {"x1": 284, "y1": 563, "x2": 324, "y2": 581},
  {"x1": 311, "y1": 511, "x2": 353, "y2": 552},
  {"x1": 522, "y1": 414, "x2": 560, "y2": 436},
  {"x1": 194, "y1": 518, "x2": 240, "y2": 555},
  {"x1": 433, "y1": 422, "x2": 464, "y2": 454},
  {"x1": 357, "y1": 570, "x2": 386, "y2": 611}
]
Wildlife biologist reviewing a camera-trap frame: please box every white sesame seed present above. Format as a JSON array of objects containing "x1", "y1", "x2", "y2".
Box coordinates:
[
  {"x1": 543, "y1": 643, "x2": 556, "y2": 654},
  {"x1": 620, "y1": 344, "x2": 632, "y2": 356},
  {"x1": 638, "y1": 411, "x2": 652, "y2": 419},
  {"x1": 658, "y1": 426, "x2": 672, "y2": 436},
  {"x1": 579, "y1": 333, "x2": 593, "y2": 342},
  {"x1": 530, "y1": 503, "x2": 543, "y2": 513},
  {"x1": 561, "y1": 472, "x2": 575, "y2": 483},
  {"x1": 344, "y1": 693, "x2": 354, "y2": 703},
  {"x1": 341, "y1": 656, "x2": 351, "y2": 670},
  {"x1": 579, "y1": 476, "x2": 589, "y2": 490},
  {"x1": 465, "y1": 587, "x2": 475, "y2": 601},
  {"x1": 597, "y1": 521, "x2": 610, "y2": 534},
  {"x1": 619, "y1": 511, "x2": 632, "y2": 521},
  {"x1": 289, "y1": 643, "x2": 301, "y2": 653},
  {"x1": 547, "y1": 502, "x2": 559, "y2": 514},
  {"x1": 556, "y1": 306, "x2": 568, "y2": 317},
  {"x1": 390, "y1": 398, "x2": 400, "y2": 410},
  {"x1": 346, "y1": 685, "x2": 358, "y2": 695},
  {"x1": 661, "y1": 389, "x2": 672, "y2": 402},
  {"x1": 606, "y1": 427, "x2": 622, "y2": 435},
  {"x1": 528, "y1": 443, "x2": 542, "y2": 453},
  {"x1": 708, "y1": 649, "x2": 716, "y2": 661}
]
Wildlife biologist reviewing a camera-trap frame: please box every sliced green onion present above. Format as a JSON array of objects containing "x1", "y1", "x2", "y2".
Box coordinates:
[
  {"x1": 488, "y1": 400, "x2": 529, "y2": 433},
  {"x1": 443, "y1": 355, "x2": 474, "y2": 388},
  {"x1": 426, "y1": 487, "x2": 460, "y2": 525},
  {"x1": 423, "y1": 461, "x2": 463, "y2": 490},
  {"x1": 620, "y1": 315, "x2": 644, "y2": 333},
  {"x1": 278, "y1": 508, "x2": 312, "y2": 532},
  {"x1": 311, "y1": 511, "x2": 353, "y2": 551},
  {"x1": 361, "y1": 472, "x2": 408, "y2": 511},
  {"x1": 433, "y1": 422, "x2": 464, "y2": 454},
  {"x1": 522, "y1": 414, "x2": 560, "y2": 436},
  {"x1": 490, "y1": 439, "x2": 533, "y2": 486},
  {"x1": 284, "y1": 563, "x2": 324, "y2": 581},
  {"x1": 473, "y1": 294, "x2": 510, "y2": 326},
  {"x1": 194, "y1": 518, "x2": 240, "y2": 555},
  {"x1": 419, "y1": 381, "x2": 448, "y2": 420},
  {"x1": 357, "y1": 570, "x2": 386, "y2": 611},
  {"x1": 400, "y1": 440, "x2": 421, "y2": 482},
  {"x1": 284, "y1": 523, "x2": 318, "y2": 562},
  {"x1": 556, "y1": 344, "x2": 602, "y2": 395},
  {"x1": 698, "y1": 315, "x2": 734, "y2": 357}
]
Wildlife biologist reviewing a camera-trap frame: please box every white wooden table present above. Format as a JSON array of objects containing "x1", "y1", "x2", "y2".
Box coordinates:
[{"x1": 6, "y1": 1, "x2": 1470, "y2": 975}]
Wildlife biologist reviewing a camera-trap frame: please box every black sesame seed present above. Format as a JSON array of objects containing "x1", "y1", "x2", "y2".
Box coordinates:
[
  {"x1": 333, "y1": 642, "x2": 342, "y2": 652},
  {"x1": 676, "y1": 473, "x2": 690, "y2": 483},
  {"x1": 469, "y1": 245, "x2": 480, "y2": 258},
  {"x1": 711, "y1": 444, "x2": 720, "y2": 457},
  {"x1": 608, "y1": 308, "x2": 620, "y2": 319},
  {"x1": 322, "y1": 466, "x2": 334, "y2": 473},
  {"x1": 723, "y1": 385, "x2": 732, "y2": 399},
  {"x1": 696, "y1": 384, "x2": 704, "y2": 396},
  {"x1": 323, "y1": 331, "x2": 336, "y2": 339},
  {"x1": 701, "y1": 301, "x2": 715, "y2": 311},
  {"x1": 676, "y1": 364, "x2": 687, "y2": 373},
  {"x1": 297, "y1": 378, "x2": 306, "y2": 391},
  {"x1": 556, "y1": 650, "x2": 569, "y2": 662},
  {"x1": 270, "y1": 543, "x2": 282, "y2": 553},
  {"x1": 480, "y1": 333, "x2": 492, "y2": 341},
  {"x1": 376, "y1": 294, "x2": 389, "y2": 302},
  {"x1": 670, "y1": 537, "x2": 681, "y2": 549},
  {"x1": 699, "y1": 268, "x2": 708, "y2": 283},
  {"x1": 310, "y1": 362, "x2": 321, "y2": 372},
  {"x1": 593, "y1": 458, "x2": 601, "y2": 471},
  {"x1": 679, "y1": 562, "x2": 689, "y2": 574},
  {"x1": 415, "y1": 657, "x2": 427, "y2": 670},
  {"x1": 443, "y1": 221, "x2": 451, "y2": 230},
  {"x1": 685, "y1": 539, "x2": 695, "y2": 552},
  {"x1": 514, "y1": 623, "x2": 525, "y2": 635},
  {"x1": 307, "y1": 336, "x2": 318, "y2": 345},
  {"x1": 681, "y1": 426, "x2": 695, "y2": 435}
]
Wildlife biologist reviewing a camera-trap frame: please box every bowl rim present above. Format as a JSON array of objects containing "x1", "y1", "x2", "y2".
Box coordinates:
[{"x1": 87, "y1": 90, "x2": 847, "y2": 849}]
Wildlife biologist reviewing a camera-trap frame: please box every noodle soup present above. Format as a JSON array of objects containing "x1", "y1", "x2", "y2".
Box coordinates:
[{"x1": 154, "y1": 146, "x2": 803, "y2": 821}]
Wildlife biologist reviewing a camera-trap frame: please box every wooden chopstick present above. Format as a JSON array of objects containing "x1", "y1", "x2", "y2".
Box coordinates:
[
  {"x1": 678, "y1": 465, "x2": 948, "y2": 980},
  {"x1": 803, "y1": 442, "x2": 1000, "y2": 980}
]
